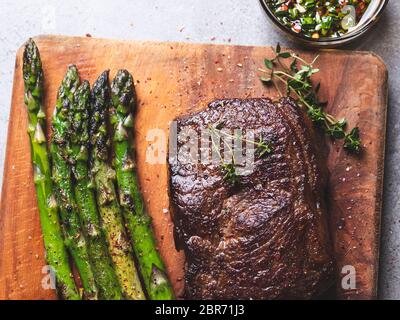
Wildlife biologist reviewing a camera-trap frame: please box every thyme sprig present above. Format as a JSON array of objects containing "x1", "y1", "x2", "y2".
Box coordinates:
[
  {"x1": 259, "y1": 43, "x2": 362, "y2": 153},
  {"x1": 208, "y1": 124, "x2": 272, "y2": 184}
]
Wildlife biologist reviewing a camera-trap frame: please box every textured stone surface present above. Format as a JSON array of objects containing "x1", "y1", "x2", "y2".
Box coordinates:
[{"x1": 0, "y1": 0, "x2": 398, "y2": 299}]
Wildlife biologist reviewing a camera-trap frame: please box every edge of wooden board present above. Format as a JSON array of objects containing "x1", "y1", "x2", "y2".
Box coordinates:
[
  {"x1": 374, "y1": 66, "x2": 389, "y2": 299},
  {"x1": 0, "y1": 34, "x2": 389, "y2": 300},
  {"x1": 17, "y1": 33, "x2": 391, "y2": 65}
]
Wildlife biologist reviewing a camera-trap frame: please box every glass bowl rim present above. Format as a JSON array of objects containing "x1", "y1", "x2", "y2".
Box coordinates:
[{"x1": 259, "y1": 0, "x2": 390, "y2": 44}]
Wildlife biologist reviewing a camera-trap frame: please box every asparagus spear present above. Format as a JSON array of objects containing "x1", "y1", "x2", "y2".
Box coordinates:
[
  {"x1": 70, "y1": 80, "x2": 123, "y2": 300},
  {"x1": 50, "y1": 65, "x2": 97, "y2": 299},
  {"x1": 22, "y1": 39, "x2": 80, "y2": 300},
  {"x1": 110, "y1": 70, "x2": 174, "y2": 300},
  {"x1": 90, "y1": 71, "x2": 145, "y2": 300}
]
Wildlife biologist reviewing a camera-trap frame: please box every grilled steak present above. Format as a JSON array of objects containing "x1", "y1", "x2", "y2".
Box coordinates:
[{"x1": 168, "y1": 97, "x2": 334, "y2": 299}]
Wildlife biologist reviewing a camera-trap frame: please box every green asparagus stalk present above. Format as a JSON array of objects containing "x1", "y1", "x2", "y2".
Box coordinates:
[
  {"x1": 22, "y1": 39, "x2": 80, "y2": 300},
  {"x1": 70, "y1": 80, "x2": 123, "y2": 300},
  {"x1": 110, "y1": 70, "x2": 174, "y2": 300},
  {"x1": 90, "y1": 71, "x2": 145, "y2": 300},
  {"x1": 50, "y1": 65, "x2": 97, "y2": 299}
]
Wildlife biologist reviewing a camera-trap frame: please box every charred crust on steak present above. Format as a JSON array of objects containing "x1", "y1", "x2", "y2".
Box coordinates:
[{"x1": 168, "y1": 97, "x2": 334, "y2": 300}]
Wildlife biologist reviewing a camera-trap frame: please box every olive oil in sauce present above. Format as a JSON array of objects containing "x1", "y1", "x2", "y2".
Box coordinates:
[{"x1": 267, "y1": 0, "x2": 371, "y2": 39}]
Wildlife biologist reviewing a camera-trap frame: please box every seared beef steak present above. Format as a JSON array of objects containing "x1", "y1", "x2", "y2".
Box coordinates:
[{"x1": 168, "y1": 98, "x2": 334, "y2": 299}]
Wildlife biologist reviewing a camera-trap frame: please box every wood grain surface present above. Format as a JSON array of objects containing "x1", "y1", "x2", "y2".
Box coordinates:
[{"x1": 0, "y1": 35, "x2": 387, "y2": 300}]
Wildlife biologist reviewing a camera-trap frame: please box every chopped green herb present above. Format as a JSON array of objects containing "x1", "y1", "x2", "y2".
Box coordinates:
[{"x1": 266, "y1": 0, "x2": 371, "y2": 39}]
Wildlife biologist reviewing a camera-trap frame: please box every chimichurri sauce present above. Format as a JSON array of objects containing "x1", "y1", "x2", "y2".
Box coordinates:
[{"x1": 267, "y1": 0, "x2": 371, "y2": 39}]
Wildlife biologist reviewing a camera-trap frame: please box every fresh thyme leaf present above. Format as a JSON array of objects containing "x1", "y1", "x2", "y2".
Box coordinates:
[
  {"x1": 315, "y1": 82, "x2": 321, "y2": 94},
  {"x1": 307, "y1": 107, "x2": 325, "y2": 124},
  {"x1": 209, "y1": 124, "x2": 239, "y2": 184},
  {"x1": 290, "y1": 59, "x2": 298, "y2": 72},
  {"x1": 220, "y1": 163, "x2": 239, "y2": 185},
  {"x1": 276, "y1": 43, "x2": 281, "y2": 54},
  {"x1": 256, "y1": 136, "x2": 272, "y2": 157},
  {"x1": 260, "y1": 76, "x2": 272, "y2": 84},
  {"x1": 279, "y1": 52, "x2": 291, "y2": 59},
  {"x1": 344, "y1": 127, "x2": 362, "y2": 153},
  {"x1": 264, "y1": 58, "x2": 274, "y2": 70},
  {"x1": 326, "y1": 119, "x2": 347, "y2": 139}
]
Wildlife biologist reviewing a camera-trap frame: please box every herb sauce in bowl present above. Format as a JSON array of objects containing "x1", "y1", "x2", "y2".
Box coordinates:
[{"x1": 266, "y1": 0, "x2": 371, "y2": 39}]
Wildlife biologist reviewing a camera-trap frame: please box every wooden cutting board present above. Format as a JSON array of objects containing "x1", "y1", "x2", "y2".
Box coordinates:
[{"x1": 0, "y1": 35, "x2": 387, "y2": 300}]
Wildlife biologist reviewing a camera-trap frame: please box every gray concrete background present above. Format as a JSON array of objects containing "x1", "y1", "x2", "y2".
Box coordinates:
[{"x1": 0, "y1": 0, "x2": 399, "y2": 299}]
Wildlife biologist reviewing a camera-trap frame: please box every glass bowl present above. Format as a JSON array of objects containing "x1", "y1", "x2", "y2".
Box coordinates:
[{"x1": 259, "y1": 0, "x2": 390, "y2": 48}]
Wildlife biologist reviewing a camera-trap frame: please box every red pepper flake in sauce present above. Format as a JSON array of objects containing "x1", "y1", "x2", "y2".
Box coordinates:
[{"x1": 267, "y1": 0, "x2": 371, "y2": 39}]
